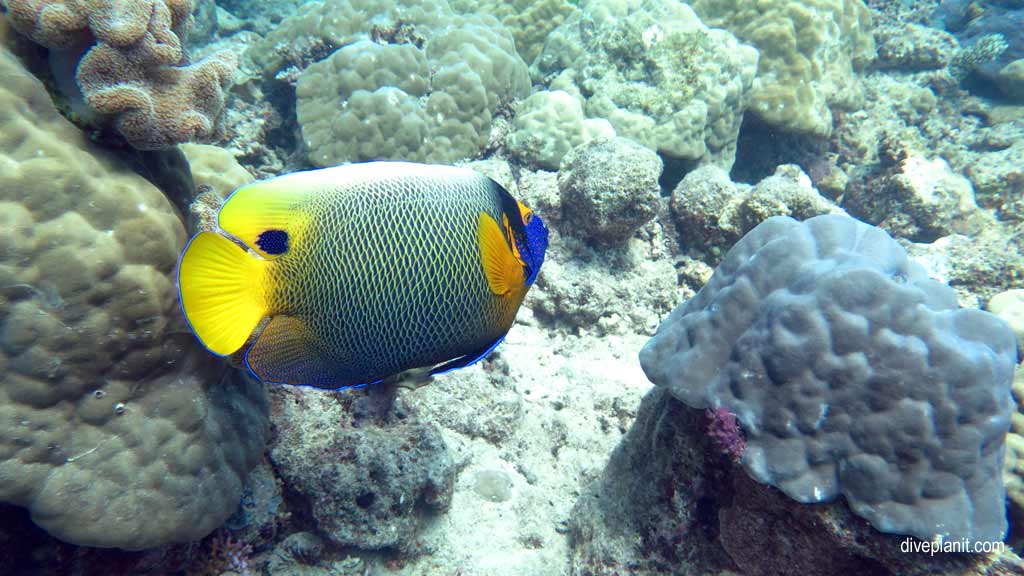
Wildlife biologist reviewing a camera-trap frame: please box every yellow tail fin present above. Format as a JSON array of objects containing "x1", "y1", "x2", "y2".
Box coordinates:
[{"x1": 178, "y1": 232, "x2": 269, "y2": 356}]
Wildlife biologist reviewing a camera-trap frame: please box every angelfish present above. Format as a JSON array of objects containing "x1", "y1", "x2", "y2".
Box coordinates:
[{"x1": 177, "y1": 162, "x2": 548, "y2": 389}]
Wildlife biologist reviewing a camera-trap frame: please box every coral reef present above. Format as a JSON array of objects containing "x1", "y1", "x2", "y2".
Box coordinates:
[
  {"x1": 533, "y1": 0, "x2": 758, "y2": 169},
  {"x1": 932, "y1": 0, "x2": 1024, "y2": 99},
  {"x1": 265, "y1": 532, "x2": 366, "y2": 575},
  {"x1": 0, "y1": 42, "x2": 267, "y2": 549},
  {"x1": 397, "y1": 322, "x2": 655, "y2": 575},
  {"x1": 841, "y1": 136, "x2": 988, "y2": 241},
  {"x1": 641, "y1": 214, "x2": 1017, "y2": 541},
  {"x1": 558, "y1": 137, "x2": 662, "y2": 246},
  {"x1": 690, "y1": 0, "x2": 876, "y2": 136},
  {"x1": 967, "y1": 139, "x2": 1024, "y2": 217},
  {"x1": 704, "y1": 407, "x2": 746, "y2": 463},
  {"x1": 506, "y1": 90, "x2": 614, "y2": 170},
  {"x1": 4, "y1": 0, "x2": 1024, "y2": 572},
  {"x1": 5, "y1": 0, "x2": 237, "y2": 149},
  {"x1": 76, "y1": 44, "x2": 236, "y2": 149},
  {"x1": 989, "y1": 289, "x2": 1024, "y2": 352},
  {"x1": 531, "y1": 245, "x2": 679, "y2": 336},
  {"x1": 449, "y1": 0, "x2": 576, "y2": 64},
  {"x1": 179, "y1": 143, "x2": 255, "y2": 197},
  {"x1": 217, "y1": 0, "x2": 303, "y2": 35},
  {"x1": 670, "y1": 164, "x2": 843, "y2": 263},
  {"x1": 223, "y1": 460, "x2": 283, "y2": 549},
  {"x1": 906, "y1": 229, "x2": 1024, "y2": 307},
  {"x1": 874, "y1": 22, "x2": 958, "y2": 70},
  {"x1": 251, "y1": 0, "x2": 529, "y2": 166}
]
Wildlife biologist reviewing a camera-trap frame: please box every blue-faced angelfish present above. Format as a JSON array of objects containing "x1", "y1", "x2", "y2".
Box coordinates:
[{"x1": 177, "y1": 162, "x2": 549, "y2": 389}]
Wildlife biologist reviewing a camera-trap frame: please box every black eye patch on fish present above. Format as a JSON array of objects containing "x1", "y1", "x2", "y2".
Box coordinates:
[{"x1": 256, "y1": 229, "x2": 289, "y2": 255}]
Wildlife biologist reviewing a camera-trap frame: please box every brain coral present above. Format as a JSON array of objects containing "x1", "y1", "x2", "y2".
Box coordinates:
[
  {"x1": 0, "y1": 45, "x2": 267, "y2": 549},
  {"x1": 532, "y1": 0, "x2": 758, "y2": 170},
  {"x1": 253, "y1": 0, "x2": 529, "y2": 166},
  {"x1": 6, "y1": 0, "x2": 237, "y2": 149},
  {"x1": 640, "y1": 214, "x2": 1017, "y2": 542},
  {"x1": 690, "y1": 0, "x2": 875, "y2": 136}
]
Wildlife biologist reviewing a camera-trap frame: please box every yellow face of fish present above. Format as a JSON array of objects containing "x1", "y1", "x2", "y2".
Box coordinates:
[{"x1": 177, "y1": 161, "x2": 549, "y2": 389}]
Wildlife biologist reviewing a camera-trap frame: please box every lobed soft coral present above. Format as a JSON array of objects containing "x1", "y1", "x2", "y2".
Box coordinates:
[
  {"x1": 77, "y1": 43, "x2": 236, "y2": 149},
  {"x1": 6, "y1": 0, "x2": 236, "y2": 149}
]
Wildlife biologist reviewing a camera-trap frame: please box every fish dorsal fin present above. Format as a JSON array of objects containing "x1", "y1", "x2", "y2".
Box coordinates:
[
  {"x1": 218, "y1": 174, "x2": 320, "y2": 259},
  {"x1": 478, "y1": 212, "x2": 524, "y2": 296}
]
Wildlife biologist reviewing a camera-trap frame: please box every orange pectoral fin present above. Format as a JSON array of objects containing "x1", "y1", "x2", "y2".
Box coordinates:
[{"x1": 478, "y1": 212, "x2": 524, "y2": 296}]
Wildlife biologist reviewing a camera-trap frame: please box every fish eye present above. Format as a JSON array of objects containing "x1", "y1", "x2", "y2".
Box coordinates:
[{"x1": 257, "y1": 229, "x2": 289, "y2": 255}]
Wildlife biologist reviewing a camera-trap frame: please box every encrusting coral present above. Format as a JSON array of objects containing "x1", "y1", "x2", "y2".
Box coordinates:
[
  {"x1": 533, "y1": 0, "x2": 758, "y2": 170},
  {"x1": 277, "y1": 0, "x2": 529, "y2": 166},
  {"x1": 6, "y1": 0, "x2": 236, "y2": 149},
  {"x1": 690, "y1": 0, "x2": 875, "y2": 136}
]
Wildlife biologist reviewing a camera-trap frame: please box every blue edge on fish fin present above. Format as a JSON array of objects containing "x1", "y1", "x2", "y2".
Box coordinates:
[
  {"x1": 241, "y1": 335, "x2": 506, "y2": 389},
  {"x1": 429, "y1": 334, "x2": 506, "y2": 377}
]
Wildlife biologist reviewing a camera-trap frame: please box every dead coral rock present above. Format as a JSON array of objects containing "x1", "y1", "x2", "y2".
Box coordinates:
[
  {"x1": 842, "y1": 138, "x2": 987, "y2": 242},
  {"x1": 268, "y1": 387, "x2": 456, "y2": 552},
  {"x1": 907, "y1": 230, "x2": 1024, "y2": 308},
  {"x1": 670, "y1": 164, "x2": 843, "y2": 264},
  {"x1": 558, "y1": 136, "x2": 662, "y2": 246},
  {"x1": 719, "y1": 469, "x2": 1024, "y2": 576},
  {"x1": 6, "y1": 0, "x2": 237, "y2": 149}
]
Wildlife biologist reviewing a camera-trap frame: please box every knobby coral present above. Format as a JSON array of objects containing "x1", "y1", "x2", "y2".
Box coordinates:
[
  {"x1": 278, "y1": 0, "x2": 529, "y2": 166},
  {"x1": 641, "y1": 214, "x2": 1017, "y2": 542},
  {"x1": 6, "y1": 0, "x2": 236, "y2": 149},
  {"x1": 0, "y1": 36, "x2": 267, "y2": 550}
]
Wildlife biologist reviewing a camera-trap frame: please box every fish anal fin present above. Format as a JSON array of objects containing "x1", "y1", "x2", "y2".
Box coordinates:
[
  {"x1": 246, "y1": 316, "x2": 370, "y2": 389},
  {"x1": 478, "y1": 212, "x2": 523, "y2": 296},
  {"x1": 430, "y1": 334, "x2": 507, "y2": 377}
]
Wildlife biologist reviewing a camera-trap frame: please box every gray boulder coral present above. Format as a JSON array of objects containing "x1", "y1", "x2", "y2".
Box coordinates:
[
  {"x1": 570, "y1": 386, "x2": 1023, "y2": 575},
  {"x1": 640, "y1": 214, "x2": 1018, "y2": 541}
]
